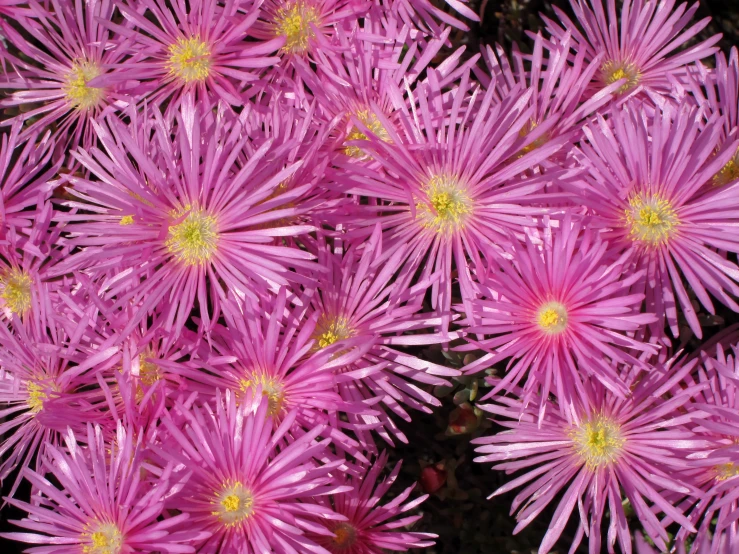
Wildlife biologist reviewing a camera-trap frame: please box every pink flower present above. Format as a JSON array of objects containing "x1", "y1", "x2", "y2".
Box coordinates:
[
  {"x1": 543, "y1": 0, "x2": 720, "y2": 99},
  {"x1": 3, "y1": 422, "x2": 200, "y2": 553},
  {"x1": 572, "y1": 101, "x2": 739, "y2": 339},
  {"x1": 111, "y1": 0, "x2": 282, "y2": 113},
  {"x1": 55, "y1": 104, "x2": 317, "y2": 341},
  {"x1": 158, "y1": 391, "x2": 349, "y2": 553},
  {"x1": 474, "y1": 359, "x2": 708, "y2": 554},
  {"x1": 462, "y1": 215, "x2": 657, "y2": 418},
  {"x1": 0, "y1": 0, "x2": 134, "y2": 152},
  {"x1": 306, "y1": 452, "x2": 436, "y2": 553}
]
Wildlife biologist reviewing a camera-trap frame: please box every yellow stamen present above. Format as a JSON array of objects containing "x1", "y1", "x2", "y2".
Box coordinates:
[
  {"x1": 168, "y1": 36, "x2": 212, "y2": 83},
  {"x1": 165, "y1": 207, "x2": 218, "y2": 265},
  {"x1": 331, "y1": 522, "x2": 358, "y2": 549},
  {"x1": 571, "y1": 415, "x2": 624, "y2": 469},
  {"x1": 624, "y1": 193, "x2": 679, "y2": 245},
  {"x1": 416, "y1": 174, "x2": 472, "y2": 233},
  {"x1": 274, "y1": 1, "x2": 321, "y2": 53},
  {"x1": 212, "y1": 482, "x2": 254, "y2": 526},
  {"x1": 713, "y1": 149, "x2": 739, "y2": 187},
  {"x1": 239, "y1": 373, "x2": 285, "y2": 416},
  {"x1": 600, "y1": 60, "x2": 640, "y2": 94},
  {"x1": 119, "y1": 215, "x2": 134, "y2": 226},
  {"x1": 715, "y1": 462, "x2": 739, "y2": 481},
  {"x1": 26, "y1": 381, "x2": 47, "y2": 413},
  {"x1": 1, "y1": 267, "x2": 32, "y2": 316},
  {"x1": 313, "y1": 316, "x2": 354, "y2": 349},
  {"x1": 344, "y1": 110, "x2": 391, "y2": 157},
  {"x1": 518, "y1": 119, "x2": 549, "y2": 155},
  {"x1": 536, "y1": 302, "x2": 568, "y2": 334},
  {"x1": 63, "y1": 59, "x2": 105, "y2": 110},
  {"x1": 81, "y1": 522, "x2": 123, "y2": 554},
  {"x1": 138, "y1": 354, "x2": 161, "y2": 387}
]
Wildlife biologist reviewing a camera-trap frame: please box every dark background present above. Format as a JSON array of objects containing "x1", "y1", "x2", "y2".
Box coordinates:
[{"x1": 1, "y1": 0, "x2": 738, "y2": 553}]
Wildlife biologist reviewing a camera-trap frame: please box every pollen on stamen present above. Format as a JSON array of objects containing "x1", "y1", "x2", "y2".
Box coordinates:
[
  {"x1": 238, "y1": 373, "x2": 285, "y2": 416},
  {"x1": 313, "y1": 315, "x2": 355, "y2": 350},
  {"x1": 571, "y1": 415, "x2": 624, "y2": 469},
  {"x1": 330, "y1": 522, "x2": 358, "y2": 550},
  {"x1": 536, "y1": 301, "x2": 568, "y2": 335},
  {"x1": 715, "y1": 462, "x2": 739, "y2": 481},
  {"x1": 600, "y1": 59, "x2": 640, "y2": 94},
  {"x1": 624, "y1": 193, "x2": 679, "y2": 245},
  {"x1": 63, "y1": 59, "x2": 105, "y2": 110},
  {"x1": 416, "y1": 174, "x2": 472, "y2": 234},
  {"x1": 168, "y1": 36, "x2": 212, "y2": 83},
  {"x1": 273, "y1": 0, "x2": 321, "y2": 53},
  {"x1": 344, "y1": 110, "x2": 391, "y2": 158},
  {"x1": 26, "y1": 381, "x2": 47, "y2": 413},
  {"x1": 165, "y1": 207, "x2": 219, "y2": 266},
  {"x1": 1, "y1": 267, "x2": 32, "y2": 316},
  {"x1": 81, "y1": 521, "x2": 123, "y2": 554},
  {"x1": 713, "y1": 149, "x2": 739, "y2": 187},
  {"x1": 212, "y1": 482, "x2": 254, "y2": 527}
]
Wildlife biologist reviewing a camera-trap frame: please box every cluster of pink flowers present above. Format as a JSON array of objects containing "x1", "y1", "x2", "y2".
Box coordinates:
[{"x1": 0, "y1": 0, "x2": 738, "y2": 552}]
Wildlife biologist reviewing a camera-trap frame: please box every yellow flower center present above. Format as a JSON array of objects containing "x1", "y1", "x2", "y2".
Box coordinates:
[
  {"x1": 536, "y1": 302, "x2": 568, "y2": 334},
  {"x1": 571, "y1": 415, "x2": 624, "y2": 469},
  {"x1": 239, "y1": 373, "x2": 285, "y2": 416},
  {"x1": 715, "y1": 462, "x2": 739, "y2": 481},
  {"x1": 168, "y1": 36, "x2": 212, "y2": 83},
  {"x1": 416, "y1": 175, "x2": 472, "y2": 233},
  {"x1": 713, "y1": 149, "x2": 739, "y2": 187},
  {"x1": 81, "y1": 522, "x2": 123, "y2": 554},
  {"x1": 1, "y1": 267, "x2": 32, "y2": 316},
  {"x1": 165, "y1": 207, "x2": 218, "y2": 265},
  {"x1": 138, "y1": 354, "x2": 161, "y2": 387},
  {"x1": 625, "y1": 193, "x2": 679, "y2": 245},
  {"x1": 212, "y1": 482, "x2": 254, "y2": 526},
  {"x1": 344, "y1": 111, "x2": 391, "y2": 157},
  {"x1": 600, "y1": 60, "x2": 640, "y2": 94},
  {"x1": 331, "y1": 522, "x2": 358, "y2": 550},
  {"x1": 63, "y1": 59, "x2": 105, "y2": 110},
  {"x1": 26, "y1": 381, "x2": 47, "y2": 413},
  {"x1": 119, "y1": 215, "x2": 134, "y2": 225},
  {"x1": 313, "y1": 316, "x2": 354, "y2": 349},
  {"x1": 518, "y1": 119, "x2": 549, "y2": 155},
  {"x1": 274, "y1": 1, "x2": 321, "y2": 53}
]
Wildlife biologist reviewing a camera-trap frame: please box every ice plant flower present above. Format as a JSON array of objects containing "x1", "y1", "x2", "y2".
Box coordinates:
[
  {"x1": 0, "y1": 309, "x2": 120, "y2": 499},
  {"x1": 461, "y1": 217, "x2": 657, "y2": 417},
  {"x1": 306, "y1": 228, "x2": 459, "y2": 446},
  {"x1": 474, "y1": 359, "x2": 707, "y2": 554},
  {"x1": 572, "y1": 101, "x2": 739, "y2": 339},
  {"x1": 111, "y1": 0, "x2": 283, "y2": 112},
  {"x1": 55, "y1": 105, "x2": 317, "y2": 341},
  {"x1": 2, "y1": 423, "x2": 199, "y2": 553},
  {"x1": 0, "y1": 0, "x2": 134, "y2": 152},
  {"x1": 306, "y1": 452, "x2": 436, "y2": 552},
  {"x1": 543, "y1": 0, "x2": 720, "y2": 99},
  {"x1": 337, "y1": 70, "x2": 571, "y2": 329},
  {"x1": 158, "y1": 391, "x2": 349, "y2": 553}
]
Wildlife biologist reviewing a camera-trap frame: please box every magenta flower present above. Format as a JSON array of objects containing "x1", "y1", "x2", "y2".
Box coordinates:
[
  {"x1": 572, "y1": 101, "x2": 739, "y2": 339},
  {"x1": 111, "y1": 0, "x2": 282, "y2": 113},
  {"x1": 543, "y1": 0, "x2": 720, "y2": 98},
  {"x1": 306, "y1": 227, "x2": 459, "y2": 446},
  {"x1": 336, "y1": 69, "x2": 570, "y2": 329},
  {"x1": 474, "y1": 359, "x2": 707, "y2": 554},
  {"x1": 55, "y1": 105, "x2": 317, "y2": 340},
  {"x1": 461, "y1": 216, "x2": 657, "y2": 417},
  {"x1": 306, "y1": 452, "x2": 436, "y2": 552},
  {"x1": 0, "y1": 0, "x2": 134, "y2": 152},
  {"x1": 3, "y1": 422, "x2": 200, "y2": 553},
  {"x1": 158, "y1": 391, "x2": 349, "y2": 553},
  {"x1": 0, "y1": 307, "x2": 120, "y2": 498}
]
